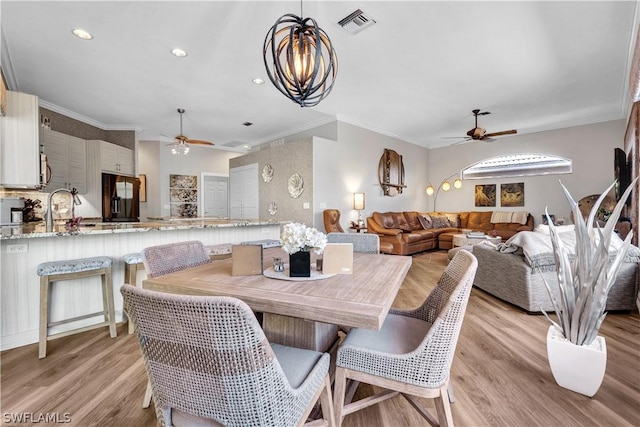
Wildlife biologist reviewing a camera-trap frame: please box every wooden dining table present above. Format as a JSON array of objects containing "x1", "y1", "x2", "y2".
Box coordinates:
[{"x1": 142, "y1": 247, "x2": 412, "y2": 353}]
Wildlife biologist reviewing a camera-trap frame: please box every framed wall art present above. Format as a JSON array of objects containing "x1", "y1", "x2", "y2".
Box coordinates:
[
  {"x1": 501, "y1": 182, "x2": 525, "y2": 207},
  {"x1": 170, "y1": 174, "x2": 198, "y2": 217},
  {"x1": 138, "y1": 174, "x2": 147, "y2": 202},
  {"x1": 475, "y1": 184, "x2": 496, "y2": 207}
]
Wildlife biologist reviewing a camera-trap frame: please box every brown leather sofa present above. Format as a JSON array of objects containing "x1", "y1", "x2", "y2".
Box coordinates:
[{"x1": 367, "y1": 210, "x2": 534, "y2": 255}]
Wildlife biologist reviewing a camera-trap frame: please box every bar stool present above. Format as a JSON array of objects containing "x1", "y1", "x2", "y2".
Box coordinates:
[
  {"x1": 123, "y1": 252, "x2": 145, "y2": 334},
  {"x1": 37, "y1": 256, "x2": 117, "y2": 359},
  {"x1": 204, "y1": 243, "x2": 233, "y2": 260}
]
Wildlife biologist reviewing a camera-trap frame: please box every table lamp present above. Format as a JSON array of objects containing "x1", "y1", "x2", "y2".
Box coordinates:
[{"x1": 354, "y1": 193, "x2": 365, "y2": 225}]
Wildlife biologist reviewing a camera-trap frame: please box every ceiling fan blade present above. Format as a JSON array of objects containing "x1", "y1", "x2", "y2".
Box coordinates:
[
  {"x1": 441, "y1": 136, "x2": 467, "y2": 139},
  {"x1": 451, "y1": 137, "x2": 472, "y2": 145},
  {"x1": 187, "y1": 139, "x2": 215, "y2": 146},
  {"x1": 484, "y1": 129, "x2": 517, "y2": 138}
]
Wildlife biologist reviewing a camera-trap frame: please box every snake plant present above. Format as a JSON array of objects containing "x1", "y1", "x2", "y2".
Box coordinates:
[{"x1": 542, "y1": 179, "x2": 637, "y2": 346}]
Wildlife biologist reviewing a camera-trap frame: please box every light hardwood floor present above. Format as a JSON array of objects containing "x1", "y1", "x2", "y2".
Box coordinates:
[{"x1": 1, "y1": 250, "x2": 638, "y2": 426}]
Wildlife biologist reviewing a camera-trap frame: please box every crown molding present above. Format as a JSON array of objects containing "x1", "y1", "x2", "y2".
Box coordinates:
[{"x1": 38, "y1": 99, "x2": 142, "y2": 132}]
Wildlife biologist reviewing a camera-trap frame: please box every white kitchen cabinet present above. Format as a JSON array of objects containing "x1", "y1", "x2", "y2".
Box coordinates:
[
  {"x1": 42, "y1": 128, "x2": 87, "y2": 193},
  {"x1": 0, "y1": 91, "x2": 40, "y2": 187},
  {"x1": 229, "y1": 163, "x2": 259, "y2": 219},
  {"x1": 100, "y1": 141, "x2": 134, "y2": 176}
]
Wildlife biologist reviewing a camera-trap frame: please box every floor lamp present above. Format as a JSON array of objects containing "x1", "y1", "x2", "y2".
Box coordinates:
[{"x1": 426, "y1": 173, "x2": 462, "y2": 211}]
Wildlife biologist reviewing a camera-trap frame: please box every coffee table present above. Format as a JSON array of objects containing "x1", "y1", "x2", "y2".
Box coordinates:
[{"x1": 452, "y1": 233, "x2": 502, "y2": 247}]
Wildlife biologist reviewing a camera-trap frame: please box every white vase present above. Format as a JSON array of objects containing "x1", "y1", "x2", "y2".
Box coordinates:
[{"x1": 546, "y1": 326, "x2": 607, "y2": 397}]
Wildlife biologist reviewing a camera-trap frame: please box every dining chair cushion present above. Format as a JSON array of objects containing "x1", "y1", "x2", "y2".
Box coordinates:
[
  {"x1": 271, "y1": 344, "x2": 324, "y2": 388},
  {"x1": 341, "y1": 314, "x2": 431, "y2": 355},
  {"x1": 172, "y1": 409, "x2": 223, "y2": 427}
]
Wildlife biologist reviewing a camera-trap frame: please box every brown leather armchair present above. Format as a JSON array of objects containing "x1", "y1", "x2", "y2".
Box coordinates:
[{"x1": 323, "y1": 209, "x2": 345, "y2": 233}]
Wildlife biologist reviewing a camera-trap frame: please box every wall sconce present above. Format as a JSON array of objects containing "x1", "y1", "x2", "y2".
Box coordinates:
[
  {"x1": 426, "y1": 174, "x2": 462, "y2": 211},
  {"x1": 353, "y1": 192, "x2": 365, "y2": 223}
]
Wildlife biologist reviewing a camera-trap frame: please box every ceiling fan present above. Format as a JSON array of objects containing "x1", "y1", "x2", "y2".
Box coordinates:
[
  {"x1": 445, "y1": 109, "x2": 517, "y2": 143},
  {"x1": 167, "y1": 108, "x2": 214, "y2": 154}
]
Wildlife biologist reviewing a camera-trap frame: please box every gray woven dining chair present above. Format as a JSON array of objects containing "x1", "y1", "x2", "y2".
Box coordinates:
[
  {"x1": 122, "y1": 284, "x2": 335, "y2": 427},
  {"x1": 141, "y1": 240, "x2": 211, "y2": 278},
  {"x1": 326, "y1": 232, "x2": 380, "y2": 254},
  {"x1": 138, "y1": 240, "x2": 212, "y2": 408},
  {"x1": 333, "y1": 249, "x2": 478, "y2": 427}
]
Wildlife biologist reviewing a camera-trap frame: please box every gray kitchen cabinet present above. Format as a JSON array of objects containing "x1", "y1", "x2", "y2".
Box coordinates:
[
  {"x1": 42, "y1": 128, "x2": 87, "y2": 193},
  {"x1": 0, "y1": 91, "x2": 40, "y2": 188},
  {"x1": 100, "y1": 141, "x2": 134, "y2": 176}
]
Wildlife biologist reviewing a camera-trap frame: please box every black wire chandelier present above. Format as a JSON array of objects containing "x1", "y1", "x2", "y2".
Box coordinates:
[{"x1": 263, "y1": 8, "x2": 338, "y2": 107}]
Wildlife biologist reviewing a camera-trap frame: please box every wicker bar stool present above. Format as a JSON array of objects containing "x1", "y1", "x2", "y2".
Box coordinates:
[
  {"x1": 123, "y1": 252, "x2": 145, "y2": 334},
  {"x1": 204, "y1": 243, "x2": 233, "y2": 260},
  {"x1": 37, "y1": 256, "x2": 117, "y2": 359}
]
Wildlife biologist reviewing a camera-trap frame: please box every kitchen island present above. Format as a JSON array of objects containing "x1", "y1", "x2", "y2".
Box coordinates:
[{"x1": 0, "y1": 219, "x2": 286, "y2": 351}]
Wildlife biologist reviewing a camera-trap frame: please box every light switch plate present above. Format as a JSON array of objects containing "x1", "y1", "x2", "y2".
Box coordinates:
[{"x1": 303, "y1": 202, "x2": 310, "y2": 209}]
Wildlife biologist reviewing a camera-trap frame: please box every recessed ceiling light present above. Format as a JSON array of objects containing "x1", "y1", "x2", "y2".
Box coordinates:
[
  {"x1": 72, "y1": 29, "x2": 93, "y2": 40},
  {"x1": 243, "y1": 145, "x2": 251, "y2": 149},
  {"x1": 252, "y1": 78, "x2": 264, "y2": 85},
  {"x1": 243, "y1": 122, "x2": 253, "y2": 127},
  {"x1": 171, "y1": 48, "x2": 188, "y2": 57}
]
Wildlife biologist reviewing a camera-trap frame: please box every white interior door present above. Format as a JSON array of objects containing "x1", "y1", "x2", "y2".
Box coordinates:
[{"x1": 201, "y1": 174, "x2": 229, "y2": 218}]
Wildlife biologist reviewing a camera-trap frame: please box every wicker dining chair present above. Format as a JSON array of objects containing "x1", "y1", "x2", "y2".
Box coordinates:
[
  {"x1": 326, "y1": 232, "x2": 380, "y2": 254},
  {"x1": 141, "y1": 240, "x2": 211, "y2": 278},
  {"x1": 333, "y1": 249, "x2": 478, "y2": 427},
  {"x1": 138, "y1": 240, "x2": 212, "y2": 408},
  {"x1": 122, "y1": 284, "x2": 335, "y2": 427}
]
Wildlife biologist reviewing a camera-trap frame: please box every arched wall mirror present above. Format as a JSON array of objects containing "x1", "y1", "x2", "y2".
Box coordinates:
[{"x1": 462, "y1": 153, "x2": 572, "y2": 180}]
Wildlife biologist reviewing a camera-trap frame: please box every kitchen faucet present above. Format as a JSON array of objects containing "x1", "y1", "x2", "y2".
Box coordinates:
[{"x1": 45, "y1": 188, "x2": 82, "y2": 232}]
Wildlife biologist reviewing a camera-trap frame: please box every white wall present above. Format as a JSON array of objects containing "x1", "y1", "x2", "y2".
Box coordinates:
[
  {"x1": 427, "y1": 119, "x2": 626, "y2": 225},
  {"x1": 138, "y1": 141, "x2": 241, "y2": 219},
  {"x1": 313, "y1": 122, "x2": 430, "y2": 230}
]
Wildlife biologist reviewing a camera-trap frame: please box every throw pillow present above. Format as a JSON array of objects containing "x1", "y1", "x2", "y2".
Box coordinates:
[
  {"x1": 418, "y1": 213, "x2": 433, "y2": 229},
  {"x1": 431, "y1": 215, "x2": 451, "y2": 229},
  {"x1": 443, "y1": 213, "x2": 460, "y2": 228}
]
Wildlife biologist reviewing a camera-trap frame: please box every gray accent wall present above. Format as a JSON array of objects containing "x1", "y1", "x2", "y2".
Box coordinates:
[{"x1": 230, "y1": 139, "x2": 313, "y2": 226}]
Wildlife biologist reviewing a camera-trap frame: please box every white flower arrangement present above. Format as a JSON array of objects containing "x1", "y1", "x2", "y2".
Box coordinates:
[{"x1": 280, "y1": 222, "x2": 327, "y2": 255}]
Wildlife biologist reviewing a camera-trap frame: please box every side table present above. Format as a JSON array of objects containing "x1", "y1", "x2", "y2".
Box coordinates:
[{"x1": 349, "y1": 225, "x2": 368, "y2": 233}]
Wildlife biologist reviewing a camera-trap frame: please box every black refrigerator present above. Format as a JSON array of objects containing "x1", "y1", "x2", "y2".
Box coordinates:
[{"x1": 102, "y1": 173, "x2": 140, "y2": 222}]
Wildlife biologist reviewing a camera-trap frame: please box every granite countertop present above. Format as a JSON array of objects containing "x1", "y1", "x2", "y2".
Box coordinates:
[{"x1": 0, "y1": 218, "x2": 287, "y2": 240}]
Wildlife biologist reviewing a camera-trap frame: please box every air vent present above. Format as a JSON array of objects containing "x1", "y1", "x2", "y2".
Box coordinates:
[{"x1": 337, "y1": 9, "x2": 377, "y2": 35}]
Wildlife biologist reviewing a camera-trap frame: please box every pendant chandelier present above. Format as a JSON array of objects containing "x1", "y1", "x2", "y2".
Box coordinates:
[{"x1": 263, "y1": 5, "x2": 338, "y2": 107}]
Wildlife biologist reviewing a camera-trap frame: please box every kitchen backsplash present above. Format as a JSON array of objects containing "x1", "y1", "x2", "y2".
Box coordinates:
[{"x1": 0, "y1": 190, "x2": 89, "y2": 222}]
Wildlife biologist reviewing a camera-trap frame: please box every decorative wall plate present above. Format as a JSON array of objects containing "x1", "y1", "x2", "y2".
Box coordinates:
[
  {"x1": 262, "y1": 165, "x2": 274, "y2": 182},
  {"x1": 288, "y1": 173, "x2": 304, "y2": 198},
  {"x1": 268, "y1": 201, "x2": 278, "y2": 215}
]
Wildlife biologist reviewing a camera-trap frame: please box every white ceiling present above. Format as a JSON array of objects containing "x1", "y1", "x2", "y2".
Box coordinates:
[{"x1": 2, "y1": 1, "x2": 638, "y2": 151}]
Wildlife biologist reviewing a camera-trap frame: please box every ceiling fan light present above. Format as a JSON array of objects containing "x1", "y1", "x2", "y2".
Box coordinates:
[{"x1": 263, "y1": 13, "x2": 338, "y2": 107}]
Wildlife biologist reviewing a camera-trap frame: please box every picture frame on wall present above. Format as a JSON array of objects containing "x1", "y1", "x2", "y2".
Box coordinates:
[
  {"x1": 475, "y1": 184, "x2": 496, "y2": 207},
  {"x1": 0, "y1": 67, "x2": 7, "y2": 117},
  {"x1": 138, "y1": 174, "x2": 147, "y2": 202},
  {"x1": 501, "y1": 182, "x2": 525, "y2": 207}
]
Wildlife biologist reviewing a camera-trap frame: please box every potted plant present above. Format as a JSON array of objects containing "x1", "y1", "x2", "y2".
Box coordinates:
[
  {"x1": 543, "y1": 178, "x2": 637, "y2": 396},
  {"x1": 280, "y1": 223, "x2": 327, "y2": 277}
]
